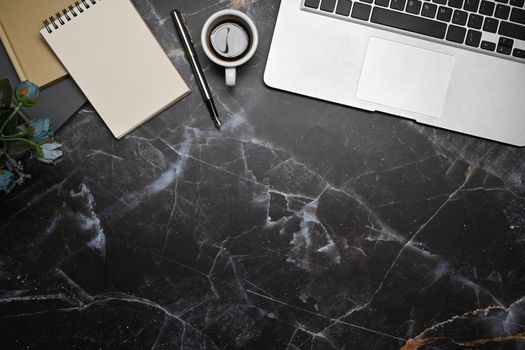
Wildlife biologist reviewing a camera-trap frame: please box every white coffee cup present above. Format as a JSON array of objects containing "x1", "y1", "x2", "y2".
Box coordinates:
[{"x1": 201, "y1": 9, "x2": 258, "y2": 87}]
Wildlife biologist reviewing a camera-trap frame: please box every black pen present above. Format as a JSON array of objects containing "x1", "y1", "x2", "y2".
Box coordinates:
[{"x1": 171, "y1": 10, "x2": 221, "y2": 130}]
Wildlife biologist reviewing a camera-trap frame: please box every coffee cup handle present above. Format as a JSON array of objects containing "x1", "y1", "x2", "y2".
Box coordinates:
[{"x1": 225, "y1": 68, "x2": 236, "y2": 87}]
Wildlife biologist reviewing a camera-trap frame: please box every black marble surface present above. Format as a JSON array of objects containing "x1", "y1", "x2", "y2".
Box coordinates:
[{"x1": 1, "y1": 0, "x2": 525, "y2": 349}]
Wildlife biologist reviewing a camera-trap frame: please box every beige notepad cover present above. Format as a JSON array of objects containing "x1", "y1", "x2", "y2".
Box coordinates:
[
  {"x1": 0, "y1": 0, "x2": 69, "y2": 87},
  {"x1": 41, "y1": 0, "x2": 189, "y2": 139}
]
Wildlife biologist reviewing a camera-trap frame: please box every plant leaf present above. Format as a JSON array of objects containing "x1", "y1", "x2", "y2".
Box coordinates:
[
  {"x1": 6, "y1": 139, "x2": 32, "y2": 158},
  {"x1": 0, "y1": 78, "x2": 13, "y2": 110}
]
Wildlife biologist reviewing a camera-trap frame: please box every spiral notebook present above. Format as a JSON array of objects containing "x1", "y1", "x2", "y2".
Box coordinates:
[{"x1": 40, "y1": 0, "x2": 189, "y2": 139}]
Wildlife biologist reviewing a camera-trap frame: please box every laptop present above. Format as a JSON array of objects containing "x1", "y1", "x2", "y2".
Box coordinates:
[{"x1": 264, "y1": 0, "x2": 525, "y2": 146}]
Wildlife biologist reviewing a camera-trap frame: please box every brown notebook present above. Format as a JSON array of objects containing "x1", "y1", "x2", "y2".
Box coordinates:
[{"x1": 0, "y1": 0, "x2": 69, "y2": 87}]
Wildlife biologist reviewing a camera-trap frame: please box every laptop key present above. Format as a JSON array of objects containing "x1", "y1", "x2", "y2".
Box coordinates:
[
  {"x1": 510, "y1": 0, "x2": 524, "y2": 7},
  {"x1": 407, "y1": 0, "x2": 423, "y2": 13},
  {"x1": 449, "y1": 0, "x2": 464, "y2": 7},
  {"x1": 352, "y1": 3, "x2": 372, "y2": 19},
  {"x1": 371, "y1": 7, "x2": 448, "y2": 37},
  {"x1": 305, "y1": 0, "x2": 321, "y2": 8},
  {"x1": 483, "y1": 17, "x2": 499, "y2": 31},
  {"x1": 391, "y1": 0, "x2": 407, "y2": 10},
  {"x1": 446, "y1": 24, "x2": 467, "y2": 41},
  {"x1": 468, "y1": 13, "x2": 484, "y2": 28},
  {"x1": 433, "y1": 0, "x2": 447, "y2": 4},
  {"x1": 481, "y1": 40, "x2": 497, "y2": 50},
  {"x1": 464, "y1": 0, "x2": 480, "y2": 10},
  {"x1": 422, "y1": 2, "x2": 438, "y2": 16},
  {"x1": 499, "y1": 21, "x2": 525, "y2": 39},
  {"x1": 466, "y1": 29, "x2": 483, "y2": 45},
  {"x1": 336, "y1": 0, "x2": 353, "y2": 15},
  {"x1": 510, "y1": 8, "x2": 525, "y2": 24},
  {"x1": 437, "y1": 6, "x2": 453, "y2": 20},
  {"x1": 479, "y1": 0, "x2": 495, "y2": 15},
  {"x1": 495, "y1": 4, "x2": 511, "y2": 18},
  {"x1": 497, "y1": 36, "x2": 514, "y2": 53},
  {"x1": 495, "y1": 0, "x2": 508, "y2": 3},
  {"x1": 513, "y1": 48, "x2": 525, "y2": 58},
  {"x1": 375, "y1": 0, "x2": 391, "y2": 7},
  {"x1": 360, "y1": 0, "x2": 374, "y2": 4},
  {"x1": 499, "y1": 36, "x2": 515, "y2": 45},
  {"x1": 453, "y1": 9, "x2": 469, "y2": 23},
  {"x1": 320, "y1": 0, "x2": 337, "y2": 11}
]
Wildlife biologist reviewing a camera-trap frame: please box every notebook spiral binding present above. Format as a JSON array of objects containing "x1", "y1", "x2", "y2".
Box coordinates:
[{"x1": 43, "y1": 0, "x2": 100, "y2": 33}]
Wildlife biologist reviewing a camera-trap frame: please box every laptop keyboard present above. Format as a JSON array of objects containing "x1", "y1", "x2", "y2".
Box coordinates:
[{"x1": 303, "y1": 0, "x2": 525, "y2": 61}]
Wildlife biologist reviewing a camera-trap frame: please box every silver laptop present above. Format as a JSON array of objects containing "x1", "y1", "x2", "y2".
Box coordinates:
[{"x1": 264, "y1": 0, "x2": 525, "y2": 146}]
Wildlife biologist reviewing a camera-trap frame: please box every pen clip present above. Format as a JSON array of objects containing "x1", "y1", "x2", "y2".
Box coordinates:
[{"x1": 176, "y1": 10, "x2": 194, "y2": 45}]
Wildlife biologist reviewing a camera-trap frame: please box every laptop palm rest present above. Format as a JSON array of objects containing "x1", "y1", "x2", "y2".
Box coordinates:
[{"x1": 356, "y1": 37, "x2": 455, "y2": 118}]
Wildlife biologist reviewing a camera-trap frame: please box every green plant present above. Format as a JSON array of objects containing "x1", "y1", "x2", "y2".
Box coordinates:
[{"x1": 0, "y1": 78, "x2": 62, "y2": 194}]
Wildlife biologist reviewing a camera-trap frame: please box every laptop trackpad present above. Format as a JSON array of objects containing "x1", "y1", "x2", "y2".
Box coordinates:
[{"x1": 356, "y1": 37, "x2": 455, "y2": 118}]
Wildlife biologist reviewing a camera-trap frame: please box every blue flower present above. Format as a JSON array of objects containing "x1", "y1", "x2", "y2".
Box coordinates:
[
  {"x1": 15, "y1": 81, "x2": 40, "y2": 107},
  {"x1": 0, "y1": 169, "x2": 16, "y2": 193},
  {"x1": 36, "y1": 141, "x2": 62, "y2": 165},
  {"x1": 28, "y1": 119, "x2": 53, "y2": 143}
]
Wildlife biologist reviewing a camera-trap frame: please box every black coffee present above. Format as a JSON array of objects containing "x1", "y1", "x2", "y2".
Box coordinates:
[{"x1": 208, "y1": 19, "x2": 252, "y2": 61}]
